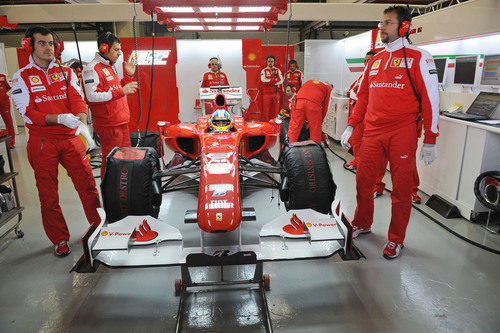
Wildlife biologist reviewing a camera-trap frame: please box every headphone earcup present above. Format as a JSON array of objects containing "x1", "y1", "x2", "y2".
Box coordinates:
[
  {"x1": 54, "y1": 40, "x2": 64, "y2": 58},
  {"x1": 399, "y1": 21, "x2": 410, "y2": 37},
  {"x1": 99, "y1": 43, "x2": 109, "y2": 54},
  {"x1": 21, "y1": 38, "x2": 32, "y2": 53}
]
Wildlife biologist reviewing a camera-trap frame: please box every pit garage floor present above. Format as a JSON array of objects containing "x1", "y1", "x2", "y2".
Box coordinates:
[{"x1": 0, "y1": 129, "x2": 499, "y2": 333}]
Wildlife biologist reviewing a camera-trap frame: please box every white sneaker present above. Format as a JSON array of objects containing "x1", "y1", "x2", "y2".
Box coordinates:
[{"x1": 352, "y1": 225, "x2": 371, "y2": 238}]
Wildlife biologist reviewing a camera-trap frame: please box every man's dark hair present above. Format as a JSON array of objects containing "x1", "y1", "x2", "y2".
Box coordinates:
[
  {"x1": 209, "y1": 57, "x2": 219, "y2": 63},
  {"x1": 285, "y1": 83, "x2": 294, "y2": 90},
  {"x1": 97, "y1": 32, "x2": 121, "y2": 51},
  {"x1": 26, "y1": 26, "x2": 54, "y2": 47},
  {"x1": 383, "y1": 5, "x2": 412, "y2": 24},
  {"x1": 289, "y1": 59, "x2": 297, "y2": 65},
  {"x1": 266, "y1": 55, "x2": 276, "y2": 61},
  {"x1": 366, "y1": 50, "x2": 377, "y2": 56}
]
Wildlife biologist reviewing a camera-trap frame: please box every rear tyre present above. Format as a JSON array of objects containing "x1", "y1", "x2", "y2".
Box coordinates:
[
  {"x1": 279, "y1": 118, "x2": 310, "y2": 147},
  {"x1": 280, "y1": 142, "x2": 336, "y2": 214}
]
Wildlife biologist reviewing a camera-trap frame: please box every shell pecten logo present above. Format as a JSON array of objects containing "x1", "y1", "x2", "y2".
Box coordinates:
[
  {"x1": 313, "y1": 80, "x2": 320, "y2": 84},
  {"x1": 248, "y1": 53, "x2": 256, "y2": 61},
  {"x1": 306, "y1": 222, "x2": 312, "y2": 228},
  {"x1": 101, "y1": 231, "x2": 108, "y2": 236},
  {"x1": 31, "y1": 77, "x2": 40, "y2": 83}
]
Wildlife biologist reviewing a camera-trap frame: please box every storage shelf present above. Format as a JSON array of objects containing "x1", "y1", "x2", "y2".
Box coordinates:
[
  {"x1": 0, "y1": 207, "x2": 24, "y2": 227},
  {"x1": 0, "y1": 172, "x2": 18, "y2": 185}
]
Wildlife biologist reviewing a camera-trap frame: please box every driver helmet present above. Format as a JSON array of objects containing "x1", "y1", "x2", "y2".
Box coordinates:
[{"x1": 210, "y1": 109, "x2": 233, "y2": 132}]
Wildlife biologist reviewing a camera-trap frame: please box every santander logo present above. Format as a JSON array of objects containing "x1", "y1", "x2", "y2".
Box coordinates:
[
  {"x1": 282, "y1": 214, "x2": 306, "y2": 235},
  {"x1": 135, "y1": 219, "x2": 158, "y2": 242},
  {"x1": 369, "y1": 80, "x2": 406, "y2": 89}
]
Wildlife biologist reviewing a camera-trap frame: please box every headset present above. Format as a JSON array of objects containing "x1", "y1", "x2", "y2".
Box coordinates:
[
  {"x1": 397, "y1": 7, "x2": 412, "y2": 38},
  {"x1": 22, "y1": 26, "x2": 64, "y2": 58},
  {"x1": 98, "y1": 32, "x2": 114, "y2": 55},
  {"x1": 208, "y1": 57, "x2": 222, "y2": 70}
]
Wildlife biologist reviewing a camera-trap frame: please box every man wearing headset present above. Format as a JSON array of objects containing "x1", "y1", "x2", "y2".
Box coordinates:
[
  {"x1": 201, "y1": 57, "x2": 229, "y2": 115},
  {"x1": 286, "y1": 60, "x2": 303, "y2": 91},
  {"x1": 340, "y1": 5, "x2": 439, "y2": 259},
  {"x1": 287, "y1": 80, "x2": 333, "y2": 144},
  {"x1": 260, "y1": 56, "x2": 283, "y2": 122},
  {"x1": 10, "y1": 26, "x2": 101, "y2": 256},
  {"x1": 0, "y1": 73, "x2": 15, "y2": 148},
  {"x1": 82, "y1": 32, "x2": 138, "y2": 178}
]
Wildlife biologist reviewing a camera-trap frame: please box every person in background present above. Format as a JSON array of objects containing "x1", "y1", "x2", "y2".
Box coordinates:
[
  {"x1": 260, "y1": 56, "x2": 283, "y2": 122},
  {"x1": 287, "y1": 80, "x2": 333, "y2": 144},
  {"x1": 286, "y1": 59, "x2": 303, "y2": 91},
  {"x1": 340, "y1": 5, "x2": 439, "y2": 259},
  {"x1": 200, "y1": 57, "x2": 230, "y2": 115},
  {"x1": 344, "y1": 50, "x2": 377, "y2": 171},
  {"x1": 11, "y1": 26, "x2": 101, "y2": 256},
  {"x1": 82, "y1": 32, "x2": 137, "y2": 178},
  {"x1": 0, "y1": 73, "x2": 15, "y2": 148}
]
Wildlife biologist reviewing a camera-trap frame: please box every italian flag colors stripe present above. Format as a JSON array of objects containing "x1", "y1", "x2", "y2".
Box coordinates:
[{"x1": 345, "y1": 54, "x2": 485, "y2": 72}]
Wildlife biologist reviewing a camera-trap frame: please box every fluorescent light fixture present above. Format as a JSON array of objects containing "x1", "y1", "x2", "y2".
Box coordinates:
[
  {"x1": 158, "y1": 7, "x2": 194, "y2": 13},
  {"x1": 238, "y1": 6, "x2": 271, "y2": 12},
  {"x1": 207, "y1": 26, "x2": 232, "y2": 31},
  {"x1": 204, "y1": 18, "x2": 232, "y2": 23},
  {"x1": 236, "y1": 26, "x2": 261, "y2": 30},
  {"x1": 178, "y1": 25, "x2": 204, "y2": 30},
  {"x1": 237, "y1": 18, "x2": 265, "y2": 22},
  {"x1": 200, "y1": 7, "x2": 232, "y2": 13},
  {"x1": 172, "y1": 18, "x2": 199, "y2": 23}
]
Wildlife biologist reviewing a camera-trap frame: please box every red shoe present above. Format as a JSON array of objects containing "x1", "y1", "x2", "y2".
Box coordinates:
[
  {"x1": 352, "y1": 225, "x2": 371, "y2": 238},
  {"x1": 55, "y1": 240, "x2": 71, "y2": 257},
  {"x1": 383, "y1": 241, "x2": 403, "y2": 259},
  {"x1": 411, "y1": 193, "x2": 422, "y2": 204}
]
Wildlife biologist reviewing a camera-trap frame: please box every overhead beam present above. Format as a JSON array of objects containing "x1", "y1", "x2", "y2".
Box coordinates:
[{"x1": 0, "y1": 3, "x2": 426, "y2": 24}]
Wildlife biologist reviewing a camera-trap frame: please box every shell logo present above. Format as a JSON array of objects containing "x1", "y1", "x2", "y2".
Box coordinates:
[
  {"x1": 313, "y1": 80, "x2": 320, "y2": 84},
  {"x1": 306, "y1": 222, "x2": 312, "y2": 227},
  {"x1": 248, "y1": 53, "x2": 256, "y2": 61},
  {"x1": 101, "y1": 231, "x2": 108, "y2": 236},
  {"x1": 31, "y1": 77, "x2": 40, "y2": 83}
]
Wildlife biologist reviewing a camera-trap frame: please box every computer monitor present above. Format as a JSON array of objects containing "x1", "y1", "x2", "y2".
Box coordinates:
[
  {"x1": 454, "y1": 55, "x2": 479, "y2": 86},
  {"x1": 466, "y1": 92, "x2": 500, "y2": 117},
  {"x1": 480, "y1": 54, "x2": 500, "y2": 86},
  {"x1": 434, "y1": 57, "x2": 448, "y2": 84}
]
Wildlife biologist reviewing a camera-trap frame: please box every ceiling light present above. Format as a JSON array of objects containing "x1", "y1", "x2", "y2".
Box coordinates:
[
  {"x1": 200, "y1": 7, "x2": 232, "y2": 13},
  {"x1": 207, "y1": 26, "x2": 232, "y2": 31},
  {"x1": 178, "y1": 25, "x2": 204, "y2": 30},
  {"x1": 236, "y1": 26, "x2": 261, "y2": 30},
  {"x1": 238, "y1": 6, "x2": 271, "y2": 13},
  {"x1": 237, "y1": 18, "x2": 265, "y2": 22},
  {"x1": 172, "y1": 18, "x2": 199, "y2": 23},
  {"x1": 204, "y1": 18, "x2": 232, "y2": 23},
  {"x1": 159, "y1": 7, "x2": 194, "y2": 13}
]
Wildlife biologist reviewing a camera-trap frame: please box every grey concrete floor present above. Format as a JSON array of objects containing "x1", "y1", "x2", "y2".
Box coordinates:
[{"x1": 0, "y1": 129, "x2": 499, "y2": 333}]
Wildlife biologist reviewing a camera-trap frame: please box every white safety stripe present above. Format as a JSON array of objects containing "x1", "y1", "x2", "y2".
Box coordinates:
[
  {"x1": 82, "y1": 60, "x2": 113, "y2": 103},
  {"x1": 260, "y1": 68, "x2": 271, "y2": 83},
  {"x1": 10, "y1": 68, "x2": 34, "y2": 125}
]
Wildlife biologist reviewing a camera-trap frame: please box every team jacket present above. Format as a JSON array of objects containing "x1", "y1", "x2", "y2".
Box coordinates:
[
  {"x1": 82, "y1": 53, "x2": 133, "y2": 128},
  {"x1": 0, "y1": 73, "x2": 11, "y2": 109},
  {"x1": 286, "y1": 69, "x2": 303, "y2": 91},
  {"x1": 260, "y1": 67, "x2": 283, "y2": 94},
  {"x1": 284, "y1": 93, "x2": 296, "y2": 112},
  {"x1": 201, "y1": 71, "x2": 229, "y2": 88},
  {"x1": 10, "y1": 56, "x2": 86, "y2": 139},
  {"x1": 349, "y1": 38, "x2": 439, "y2": 144},
  {"x1": 295, "y1": 80, "x2": 334, "y2": 119}
]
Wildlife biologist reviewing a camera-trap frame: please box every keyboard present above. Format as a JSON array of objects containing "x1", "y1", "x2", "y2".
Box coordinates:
[{"x1": 441, "y1": 111, "x2": 490, "y2": 121}]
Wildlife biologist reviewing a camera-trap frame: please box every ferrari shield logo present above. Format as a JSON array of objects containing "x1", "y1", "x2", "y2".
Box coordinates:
[
  {"x1": 51, "y1": 73, "x2": 59, "y2": 82},
  {"x1": 216, "y1": 212, "x2": 223, "y2": 221},
  {"x1": 392, "y1": 58, "x2": 401, "y2": 67}
]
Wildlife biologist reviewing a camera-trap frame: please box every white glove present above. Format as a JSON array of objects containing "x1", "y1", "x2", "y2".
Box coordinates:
[
  {"x1": 75, "y1": 121, "x2": 97, "y2": 151},
  {"x1": 57, "y1": 113, "x2": 80, "y2": 129},
  {"x1": 419, "y1": 143, "x2": 438, "y2": 165},
  {"x1": 340, "y1": 125, "x2": 354, "y2": 150}
]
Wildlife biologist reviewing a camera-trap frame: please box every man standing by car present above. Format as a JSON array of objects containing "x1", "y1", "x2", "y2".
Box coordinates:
[
  {"x1": 260, "y1": 56, "x2": 283, "y2": 122},
  {"x1": 83, "y1": 32, "x2": 138, "y2": 178},
  {"x1": 201, "y1": 57, "x2": 229, "y2": 114},
  {"x1": 287, "y1": 80, "x2": 333, "y2": 144},
  {"x1": 286, "y1": 59, "x2": 303, "y2": 91},
  {"x1": 11, "y1": 26, "x2": 101, "y2": 256},
  {"x1": 340, "y1": 6, "x2": 439, "y2": 259}
]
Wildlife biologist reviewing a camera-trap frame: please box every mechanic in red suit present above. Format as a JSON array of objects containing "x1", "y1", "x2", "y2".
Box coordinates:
[
  {"x1": 82, "y1": 32, "x2": 138, "y2": 178},
  {"x1": 344, "y1": 50, "x2": 376, "y2": 171},
  {"x1": 284, "y1": 84, "x2": 296, "y2": 114},
  {"x1": 286, "y1": 60, "x2": 303, "y2": 91},
  {"x1": 287, "y1": 80, "x2": 333, "y2": 144},
  {"x1": 341, "y1": 6, "x2": 439, "y2": 259},
  {"x1": 374, "y1": 159, "x2": 422, "y2": 203},
  {"x1": 11, "y1": 26, "x2": 101, "y2": 256},
  {"x1": 201, "y1": 57, "x2": 229, "y2": 115},
  {"x1": 0, "y1": 73, "x2": 15, "y2": 148},
  {"x1": 260, "y1": 56, "x2": 283, "y2": 122}
]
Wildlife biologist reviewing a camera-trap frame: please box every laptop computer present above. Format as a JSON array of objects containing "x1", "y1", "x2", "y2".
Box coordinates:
[{"x1": 442, "y1": 92, "x2": 500, "y2": 121}]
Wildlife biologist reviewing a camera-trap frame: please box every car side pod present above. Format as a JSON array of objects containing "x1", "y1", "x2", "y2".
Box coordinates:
[{"x1": 184, "y1": 208, "x2": 256, "y2": 224}]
